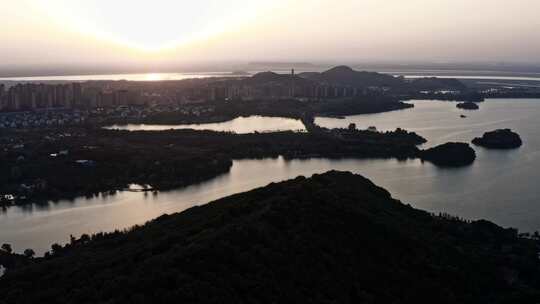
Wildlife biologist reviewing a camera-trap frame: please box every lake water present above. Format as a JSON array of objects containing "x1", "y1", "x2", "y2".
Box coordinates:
[
  {"x1": 104, "y1": 116, "x2": 306, "y2": 133},
  {"x1": 317, "y1": 99, "x2": 539, "y2": 148},
  {"x1": 401, "y1": 75, "x2": 540, "y2": 82},
  {"x1": 0, "y1": 70, "x2": 296, "y2": 82},
  {"x1": 2, "y1": 71, "x2": 540, "y2": 83},
  {"x1": 2, "y1": 99, "x2": 540, "y2": 254},
  {"x1": 0, "y1": 72, "x2": 244, "y2": 82}
]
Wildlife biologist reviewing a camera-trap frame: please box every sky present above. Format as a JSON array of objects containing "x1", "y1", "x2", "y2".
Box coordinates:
[{"x1": 1, "y1": 0, "x2": 540, "y2": 73}]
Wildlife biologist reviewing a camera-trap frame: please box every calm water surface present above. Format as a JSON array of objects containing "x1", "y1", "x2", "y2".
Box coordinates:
[
  {"x1": 2, "y1": 71, "x2": 540, "y2": 82},
  {"x1": 105, "y1": 116, "x2": 306, "y2": 133},
  {"x1": 0, "y1": 70, "x2": 305, "y2": 82},
  {"x1": 402, "y1": 75, "x2": 540, "y2": 82},
  {"x1": 0, "y1": 72, "x2": 242, "y2": 82},
  {"x1": 2, "y1": 99, "x2": 540, "y2": 254}
]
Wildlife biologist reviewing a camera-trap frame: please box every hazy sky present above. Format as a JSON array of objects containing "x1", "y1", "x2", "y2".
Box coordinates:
[{"x1": 2, "y1": 0, "x2": 540, "y2": 70}]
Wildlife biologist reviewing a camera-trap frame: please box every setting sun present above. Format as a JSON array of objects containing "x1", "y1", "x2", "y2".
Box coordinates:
[{"x1": 29, "y1": 0, "x2": 285, "y2": 51}]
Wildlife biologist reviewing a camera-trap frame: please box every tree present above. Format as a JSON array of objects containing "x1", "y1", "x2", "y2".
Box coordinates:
[
  {"x1": 1, "y1": 243, "x2": 12, "y2": 254},
  {"x1": 24, "y1": 249, "x2": 35, "y2": 258},
  {"x1": 80, "y1": 234, "x2": 91, "y2": 243},
  {"x1": 51, "y1": 243, "x2": 63, "y2": 255}
]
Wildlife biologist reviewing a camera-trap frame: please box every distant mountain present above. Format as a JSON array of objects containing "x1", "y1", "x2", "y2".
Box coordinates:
[
  {"x1": 216, "y1": 66, "x2": 466, "y2": 93},
  {"x1": 322, "y1": 65, "x2": 404, "y2": 87},
  {"x1": 1, "y1": 171, "x2": 539, "y2": 303},
  {"x1": 249, "y1": 71, "x2": 287, "y2": 82},
  {"x1": 409, "y1": 77, "x2": 467, "y2": 90},
  {"x1": 299, "y1": 66, "x2": 466, "y2": 91},
  {"x1": 299, "y1": 66, "x2": 402, "y2": 88},
  {"x1": 243, "y1": 71, "x2": 313, "y2": 86}
]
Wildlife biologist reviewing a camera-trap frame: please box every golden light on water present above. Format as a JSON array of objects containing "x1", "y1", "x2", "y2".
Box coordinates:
[{"x1": 143, "y1": 73, "x2": 166, "y2": 81}]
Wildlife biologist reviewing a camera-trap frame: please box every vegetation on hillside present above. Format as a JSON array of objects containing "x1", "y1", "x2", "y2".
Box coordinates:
[{"x1": 1, "y1": 171, "x2": 539, "y2": 303}]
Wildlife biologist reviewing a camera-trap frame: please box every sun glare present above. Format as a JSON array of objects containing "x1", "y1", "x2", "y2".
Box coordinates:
[
  {"x1": 144, "y1": 73, "x2": 166, "y2": 81},
  {"x1": 30, "y1": 0, "x2": 287, "y2": 52}
]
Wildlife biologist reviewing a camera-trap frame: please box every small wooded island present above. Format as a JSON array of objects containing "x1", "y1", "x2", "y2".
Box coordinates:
[
  {"x1": 420, "y1": 142, "x2": 477, "y2": 167},
  {"x1": 1, "y1": 171, "x2": 539, "y2": 303},
  {"x1": 456, "y1": 102, "x2": 480, "y2": 110},
  {"x1": 472, "y1": 129, "x2": 523, "y2": 149}
]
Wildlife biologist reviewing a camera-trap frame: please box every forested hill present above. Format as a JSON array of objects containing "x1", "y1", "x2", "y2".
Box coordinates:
[{"x1": 1, "y1": 171, "x2": 540, "y2": 303}]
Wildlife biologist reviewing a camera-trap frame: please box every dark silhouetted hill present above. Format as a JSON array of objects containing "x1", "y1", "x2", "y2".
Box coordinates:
[
  {"x1": 410, "y1": 77, "x2": 467, "y2": 91},
  {"x1": 1, "y1": 171, "x2": 538, "y2": 303},
  {"x1": 300, "y1": 66, "x2": 404, "y2": 88},
  {"x1": 473, "y1": 129, "x2": 523, "y2": 149},
  {"x1": 245, "y1": 71, "x2": 313, "y2": 87},
  {"x1": 298, "y1": 66, "x2": 466, "y2": 91},
  {"x1": 420, "y1": 142, "x2": 476, "y2": 167}
]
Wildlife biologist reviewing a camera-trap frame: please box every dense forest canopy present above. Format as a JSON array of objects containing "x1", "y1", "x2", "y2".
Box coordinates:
[{"x1": 1, "y1": 171, "x2": 539, "y2": 303}]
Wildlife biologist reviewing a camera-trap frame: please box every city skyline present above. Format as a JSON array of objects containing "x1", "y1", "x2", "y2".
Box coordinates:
[{"x1": 2, "y1": 0, "x2": 540, "y2": 73}]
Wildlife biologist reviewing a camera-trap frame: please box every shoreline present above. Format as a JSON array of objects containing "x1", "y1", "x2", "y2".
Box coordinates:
[{"x1": 0, "y1": 125, "x2": 427, "y2": 208}]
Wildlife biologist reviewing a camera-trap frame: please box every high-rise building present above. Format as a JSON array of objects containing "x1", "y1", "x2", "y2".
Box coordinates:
[
  {"x1": 72, "y1": 83, "x2": 82, "y2": 108},
  {"x1": 99, "y1": 91, "x2": 116, "y2": 107},
  {"x1": 83, "y1": 87, "x2": 101, "y2": 108},
  {"x1": 0, "y1": 84, "x2": 6, "y2": 111},
  {"x1": 291, "y1": 69, "x2": 295, "y2": 97},
  {"x1": 115, "y1": 90, "x2": 129, "y2": 106}
]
